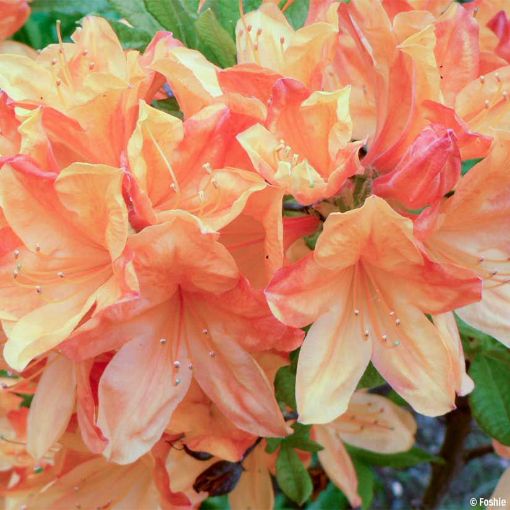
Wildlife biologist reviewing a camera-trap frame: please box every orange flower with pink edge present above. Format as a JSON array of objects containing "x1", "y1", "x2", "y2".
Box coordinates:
[
  {"x1": 54, "y1": 213, "x2": 295, "y2": 464},
  {"x1": 266, "y1": 196, "x2": 481, "y2": 424},
  {"x1": 416, "y1": 131, "x2": 510, "y2": 347},
  {"x1": 124, "y1": 100, "x2": 289, "y2": 288},
  {"x1": 237, "y1": 78, "x2": 361, "y2": 205},
  {"x1": 0, "y1": 156, "x2": 137, "y2": 372}
]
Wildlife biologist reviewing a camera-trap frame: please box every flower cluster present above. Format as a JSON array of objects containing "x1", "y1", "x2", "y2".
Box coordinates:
[{"x1": 0, "y1": 0, "x2": 508, "y2": 508}]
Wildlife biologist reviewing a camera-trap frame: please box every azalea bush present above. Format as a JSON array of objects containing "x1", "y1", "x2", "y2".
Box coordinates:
[{"x1": 0, "y1": 0, "x2": 510, "y2": 508}]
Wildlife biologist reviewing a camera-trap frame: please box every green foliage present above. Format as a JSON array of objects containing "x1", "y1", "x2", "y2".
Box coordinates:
[
  {"x1": 284, "y1": 0, "x2": 310, "y2": 29},
  {"x1": 144, "y1": 0, "x2": 199, "y2": 47},
  {"x1": 107, "y1": 0, "x2": 162, "y2": 33},
  {"x1": 357, "y1": 363, "x2": 385, "y2": 389},
  {"x1": 109, "y1": 20, "x2": 153, "y2": 49},
  {"x1": 461, "y1": 158, "x2": 482, "y2": 175},
  {"x1": 196, "y1": 9, "x2": 237, "y2": 67},
  {"x1": 275, "y1": 365, "x2": 297, "y2": 409},
  {"x1": 16, "y1": 393, "x2": 34, "y2": 409},
  {"x1": 276, "y1": 443, "x2": 313, "y2": 505},
  {"x1": 354, "y1": 460, "x2": 376, "y2": 510},
  {"x1": 469, "y1": 350, "x2": 510, "y2": 446},
  {"x1": 31, "y1": 0, "x2": 113, "y2": 14},
  {"x1": 307, "y1": 483, "x2": 350, "y2": 510},
  {"x1": 457, "y1": 315, "x2": 505, "y2": 358},
  {"x1": 346, "y1": 445, "x2": 444, "y2": 468}
]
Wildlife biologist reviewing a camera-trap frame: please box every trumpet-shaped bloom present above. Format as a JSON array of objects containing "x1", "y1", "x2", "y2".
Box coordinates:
[
  {"x1": 125, "y1": 100, "x2": 288, "y2": 287},
  {"x1": 266, "y1": 196, "x2": 481, "y2": 423},
  {"x1": 60, "y1": 214, "x2": 295, "y2": 463},
  {"x1": 237, "y1": 79, "x2": 361, "y2": 205},
  {"x1": 315, "y1": 391, "x2": 417, "y2": 507},
  {"x1": 416, "y1": 133, "x2": 510, "y2": 346},
  {"x1": 0, "y1": 157, "x2": 137, "y2": 371}
]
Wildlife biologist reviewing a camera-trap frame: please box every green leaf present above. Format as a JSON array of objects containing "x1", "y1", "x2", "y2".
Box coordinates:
[
  {"x1": 276, "y1": 444, "x2": 313, "y2": 505},
  {"x1": 469, "y1": 350, "x2": 510, "y2": 445},
  {"x1": 456, "y1": 314, "x2": 505, "y2": 357},
  {"x1": 285, "y1": 423, "x2": 323, "y2": 453},
  {"x1": 15, "y1": 393, "x2": 34, "y2": 409},
  {"x1": 353, "y1": 460, "x2": 375, "y2": 510},
  {"x1": 200, "y1": 495, "x2": 230, "y2": 509},
  {"x1": 265, "y1": 437, "x2": 282, "y2": 454},
  {"x1": 152, "y1": 98, "x2": 183, "y2": 119},
  {"x1": 289, "y1": 348, "x2": 300, "y2": 373},
  {"x1": 346, "y1": 445, "x2": 443, "y2": 468},
  {"x1": 108, "y1": 0, "x2": 162, "y2": 34},
  {"x1": 30, "y1": 0, "x2": 112, "y2": 14},
  {"x1": 307, "y1": 483, "x2": 349, "y2": 510},
  {"x1": 196, "y1": 8, "x2": 237, "y2": 67},
  {"x1": 284, "y1": 0, "x2": 309, "y2": 29},
  {"x1": 357, "y1": 363, "x2": 385, "y2": 389},
  {"x1": 461, "y1": 158, "x2": 482, "y2": 175},
  {"x1": 275, "y1": 365, "x2": 297, "y2": 409},
  {"x1": 201, "y1": 0, "x2": 263, "y2": 36},
  {"x1": 144, "y1": 0, "x2": 198, "y2": 47},
  {"x1": 109, "y1": 20, "x2": 152, "y2": 49}
]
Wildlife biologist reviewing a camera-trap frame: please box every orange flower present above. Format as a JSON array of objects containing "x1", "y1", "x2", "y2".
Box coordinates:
[
  {"x1": 237, "y1": 79, "x2": 361, "y2": 205},
  {"x1": 0, "y1": 156, "x2": 137, "y2": 371},
  {"x1": 0, "y1": 17, "x2": 170, "y2": 169},
  {"x1": 58, "y1": 214, "x2": 294, "y2": 463},
  {"x1": 266, "y1": 196, "x2": 480, "y2": 423},
  {"x1": 125, "y1": 100, "x2": 289, "y2": 288},
  {"x1": 315, "y1": 391, "x2": 417, "y2": 507},
  {"x1": 416, "y1": 133, "x2": 510, "y2": 346}
]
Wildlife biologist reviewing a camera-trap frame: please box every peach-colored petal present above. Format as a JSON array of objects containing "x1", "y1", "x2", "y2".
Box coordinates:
[
  {"x1": 432, "y1": 312, "x2": 474, "y2": 396},
  {"x1": 185, "y1": 298, "x2": 289, "y2": 438},
  {"x1": 27, "y1": 355, "x2": 76, "y2": 460},
  {"x1": 229, "y1": 444, "x2": 274, "y2": 510},
  {"x1": 315, "y1": 425, "x2": 361, "y2": 508},
  {"x1": 334, "y1": 391, "x2": 417, "y2": 453},
  {"x1": 296, "y1": 272, "x2": 372, "y2": 424},
  {"x1": 97, "y1": 298, "x2": 192, "y2": 464}
]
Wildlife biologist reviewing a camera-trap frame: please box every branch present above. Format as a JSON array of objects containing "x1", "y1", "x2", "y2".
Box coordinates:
[
  {"x1": 420, "y1": 396, "x2": 472, "y2": 510},
  {"x1": 464, "y1": 444, "x2": 494, "y2": 462}
]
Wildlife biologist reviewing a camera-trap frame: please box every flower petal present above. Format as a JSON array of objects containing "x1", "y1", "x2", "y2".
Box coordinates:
[{"x1": 27, "y1": 354, "x2": 76, "y2": 460}]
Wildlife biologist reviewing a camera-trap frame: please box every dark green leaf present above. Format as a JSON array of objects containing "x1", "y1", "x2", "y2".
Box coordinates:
[
  {"x1": 265, "y1": 437, "x2": 282, "y2": 454},
  {"x1": 15, "y1": 393, "x2": 34, "y2": 409},
  {"x1": 285, "y1": 423, "x2": 323, "y2": 453},
  {"x1": 109, "y1": 20, "x2": 152, "y2": 49},
  {"x1": 275, "y1": 365, "x2": 297, "y2": 409},
  {"x1": 353, "y1": 460, "x2": 375, "y2": 510},
  {"x1": 108, "y1": 0, "x2": 162, "y2": 33},
  {"x1": 469, "y1": 350, "x2": 510, "y2": 445},
  {"x1": 276, "y1": 444, "x2": 313, "y2": 505},
  {"x1": 346, "y1": 445, "x2": 443, "y2": 468},
  {"x1": 201, "y1": 0, "x2": 263, "y2": 36},
  {"x1": 307, "y1": 482, "x2": 349, "y2": 510},
  {"x1": 199, "y1": 495, "x2": 230, "y2": 509},
  {"x1": 456, "y1": 314, "x2": 505, "y2": 357},
  {"x1": 144, "y1": 0, "x2": 198, "y2": 47},
  {"x1": 152, "y1": 98, "x2": 183, "y2": 119},
  {"x1": 357, "y1": 363, "x2": 385, "y2": 389},
  {"x1": 196, "y1": 8, "x2": 237, "y2": 67}
]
